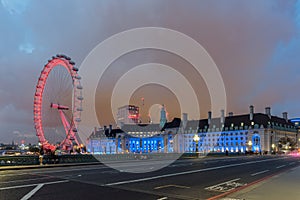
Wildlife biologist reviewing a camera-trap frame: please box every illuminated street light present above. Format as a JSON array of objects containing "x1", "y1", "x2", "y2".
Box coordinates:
[
  {"x1": 247, "y1": 140, "x2": 253, "y2": 153},
  {"x1": 193, "y1": 134, "x2": 200, "y2": 153},
  {"x1": 271, "y1": 143, "x2": 276, "y2": 154}
]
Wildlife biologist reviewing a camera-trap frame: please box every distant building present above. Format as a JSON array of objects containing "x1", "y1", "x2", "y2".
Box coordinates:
[
  {"x1": 88, "y1": 105, "x2": 298, "y2": 155},
  {"x1": 117, "y1": 105, "x2": 139, "y2": 127},
  {"x1": 179, "y1": 106, "x2": 297, "y2": 154}
]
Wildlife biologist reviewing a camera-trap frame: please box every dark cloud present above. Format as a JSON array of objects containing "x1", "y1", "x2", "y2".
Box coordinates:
[{"x1": 1, "y1": 0, "x2": 300, "y2": 143}]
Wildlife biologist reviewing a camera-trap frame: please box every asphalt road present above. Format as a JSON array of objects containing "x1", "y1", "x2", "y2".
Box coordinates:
[{"x1": 0, "y1": 155, "x2": 299, "y2": 200}]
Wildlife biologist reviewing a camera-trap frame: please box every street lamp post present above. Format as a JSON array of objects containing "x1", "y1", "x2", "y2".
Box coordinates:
[
  {"x1": 248, "y1": 140, "x2": 252, "y2": 154},
  {"x1": 193, "y1": 134, "x2": 200, "y2": 157},
  {"x1": 271, "y1": 143, "x2": 275, "y2": 154}
]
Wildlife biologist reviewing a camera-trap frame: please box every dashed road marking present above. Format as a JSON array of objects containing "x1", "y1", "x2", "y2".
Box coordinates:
[
  {"x1": 0, "y1": 173, "x2": 28, "y2": 177},
  {"x1": 289, "y1": 162, "x2": 295, "y2": 165},
  {"x1": 104, "y1": 157, "x2": 285, "y2": 186},
  {"x1": 276, "y1": 165, "x2": 286, "y2": 169},
  {"x1": 157, "y1": 197, "x2": 168, "y2": 200},
  {"x1": 168, "y1": 163, "x2": 189, "y2": 168},
  {"x1": 0, "y1": 177, "x2": 52, "y2": 184},
  {"x1": 251, "y1": 170, "x2": 269, "y2": 176},
  {"x1": 154, "y1": 184, "x2": 190, "y2": 190}
]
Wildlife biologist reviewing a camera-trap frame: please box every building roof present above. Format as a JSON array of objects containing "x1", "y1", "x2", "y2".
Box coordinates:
[
  {"x1": 89, "y1": 111, "x2": 297, "y2": 139},
  {"x1": 162, "y1": 118, "x2": 181, "y2": 131},
  {"x1": 185, "y1": 113, "x2": 296, "y2": 132}
]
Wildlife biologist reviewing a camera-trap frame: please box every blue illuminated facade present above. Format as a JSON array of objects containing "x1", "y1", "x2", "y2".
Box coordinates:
[
  {"x1": 87, "y1": 105, "x2": 298, "y2": 154},
  {"x1": 124, "y1": 137, "x2": 164, "y2": 153}
]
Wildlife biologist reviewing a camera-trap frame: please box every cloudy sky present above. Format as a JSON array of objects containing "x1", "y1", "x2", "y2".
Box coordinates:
[{"x1": 1, "y1": 0, "x2": 300, "y2": 144}]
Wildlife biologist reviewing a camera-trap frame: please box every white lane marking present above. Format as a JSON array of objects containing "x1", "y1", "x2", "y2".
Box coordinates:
[
  {"x1": 0, "y1": 177, "x2": 51, "y2": 184},
  {"x1": 0, "y1": 180, "x2": 69, "y2": 190},
  {"x1": 205, "y1": 178, "x2": 246, "y2": 192},
  {"x1": 276, "y1": 165, "x2": 286, "y2": 169},
  {"x1": 20, "y1": 184, "x2": 44, "y2": 200},
  {"x1": 104, "y1": 158, "x2": 284, "y2": 186},
  {"x1": 157, "y1": 197, "x2": 168, "y2": 200},
  {"x1": 0, "y1": 173, "x2": 28, "y2": 177},
  {"x1": 289, "y1": 162, "x2": 295, "y2": 165},
  {"x1": 154, "y1": 184, "x2": 190, "y2": 190},
  {"x1": 251, "y1": 170, "x2": 269, "y2": 176},
  {"x1": 168, "y1": 163, "x2": 190, "y2": 168}
]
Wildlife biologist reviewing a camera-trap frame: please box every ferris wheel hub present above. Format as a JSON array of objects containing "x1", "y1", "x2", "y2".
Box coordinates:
[{"x1": 50, "y1": 103, "x2": 69, "y2": 110}]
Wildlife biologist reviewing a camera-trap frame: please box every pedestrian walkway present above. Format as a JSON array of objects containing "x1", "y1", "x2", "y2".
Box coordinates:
[{"x1": 223, "y1": 165, "x2": 300, "y2": 200}]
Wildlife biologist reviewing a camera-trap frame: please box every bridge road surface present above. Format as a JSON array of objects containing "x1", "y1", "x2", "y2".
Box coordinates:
[{"x1": 0, "y1": 155, "x2": 299, "y2": 200}]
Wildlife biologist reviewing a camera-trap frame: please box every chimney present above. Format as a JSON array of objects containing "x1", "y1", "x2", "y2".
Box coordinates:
[
  {"x1": 182, "y1": 113, "x2": 188, "y2": 129},
  {"x1": 250, "y1": 105, "x2": 254, "y2": 121},
  {"x1": 283, "y1": 112, "x2": 288, "y2": 121},
  {"x1": 228, "y1": 112, "x2": 233, "y2": 117},
  {"x1": 220, "y1": 109, "x2": 225, "y2": 124},
  {"x1": 208, "y1": 111, "x2": 212, "y2": 125},
  {"x1": 265, "y1": 107, "x2": 271, "y2": 118}
]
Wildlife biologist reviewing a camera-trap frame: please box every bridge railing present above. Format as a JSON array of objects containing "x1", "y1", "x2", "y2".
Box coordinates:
[{"x1": 0, "y1": 152, "x2": 248, "y2": 166}]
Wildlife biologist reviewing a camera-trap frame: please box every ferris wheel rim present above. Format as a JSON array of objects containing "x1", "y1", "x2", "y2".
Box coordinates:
[{"x1": 33, "y1": 55, "x2": 83, "y2": 149}]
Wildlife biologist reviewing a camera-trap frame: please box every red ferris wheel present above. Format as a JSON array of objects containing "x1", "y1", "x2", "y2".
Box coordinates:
[{"x1": 33, "y1": 55, "x2": 83, "y2": 152}]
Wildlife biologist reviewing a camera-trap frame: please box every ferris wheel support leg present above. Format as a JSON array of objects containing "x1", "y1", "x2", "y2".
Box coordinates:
[{"x1": 58, "y1": 110, "x2": 79, "y2": 148}]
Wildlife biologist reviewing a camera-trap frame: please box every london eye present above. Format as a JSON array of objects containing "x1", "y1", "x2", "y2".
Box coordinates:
[{"x1": 33, "y1": 55, "x2": 83, "y2": 152}]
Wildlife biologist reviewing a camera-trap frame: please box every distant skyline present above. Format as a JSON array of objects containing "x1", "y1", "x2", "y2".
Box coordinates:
[{"x1": 1, "y1": 0, "x2": 300, "y2": 144}]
